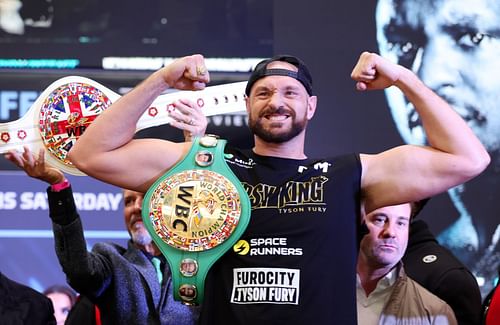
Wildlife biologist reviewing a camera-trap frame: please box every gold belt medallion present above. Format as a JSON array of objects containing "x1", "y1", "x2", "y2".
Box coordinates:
[{"x1": 148, "y1": 169, "x2": 242, "y2": 251}]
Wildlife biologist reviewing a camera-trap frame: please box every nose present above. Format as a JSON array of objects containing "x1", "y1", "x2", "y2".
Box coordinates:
[
  {"x1": 412, "y1": 35, "x2": 459, "y2": 91},
  {"x1": 267, "y1": 91, "x2": 284, "y2": 109},
  {"x1": 133, "y1": 196, "x2": 143, "y2": 212},
  {"x1": 381, "y1": 222, "x2": 397, "y2": 239}
]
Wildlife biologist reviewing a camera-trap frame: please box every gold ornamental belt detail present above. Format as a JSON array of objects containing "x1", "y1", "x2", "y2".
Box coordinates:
[{"x1": 148, "y1": 169, "x2": 242, "y2": 251}]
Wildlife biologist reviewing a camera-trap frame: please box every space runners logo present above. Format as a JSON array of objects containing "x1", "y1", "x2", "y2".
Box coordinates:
[
  {"x1": 233, "y1": 239, "x2": 251, "y2": 255},
  {"x1": 233, "y1": 238, "x2": 303, "y2": 256},
  {"x1": 231, "y1": 268, "x2": 300, "y2": 305}
]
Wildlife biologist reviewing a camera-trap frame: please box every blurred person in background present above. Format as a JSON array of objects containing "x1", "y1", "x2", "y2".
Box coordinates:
[
  {"x1": 4, "y1": 99, "x2": 207, "y2": 323},
  {"x1": 0, "y1": 271, "x2": 55, "y2": 324},
  {"x1": 44, "y1": 284, "x2": 77, "y2": 325}
]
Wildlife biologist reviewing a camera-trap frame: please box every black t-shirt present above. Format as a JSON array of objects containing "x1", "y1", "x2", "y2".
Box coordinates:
[{"x1": 200, "y1": 148, "x2": 362, "y2": 325}]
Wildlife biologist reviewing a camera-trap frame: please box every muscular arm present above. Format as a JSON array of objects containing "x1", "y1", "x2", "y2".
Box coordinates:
[
  {"x1": 351, "y1": 52, "x2": 490, "y2": 213},
  {"x1": 68, "y1": 55, "x2": 210, "y2": 192}
]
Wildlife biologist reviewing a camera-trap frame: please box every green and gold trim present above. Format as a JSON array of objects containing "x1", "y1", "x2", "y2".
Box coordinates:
[{"x1": 142, "y1": 135, "x2": 250, "y2": 305}]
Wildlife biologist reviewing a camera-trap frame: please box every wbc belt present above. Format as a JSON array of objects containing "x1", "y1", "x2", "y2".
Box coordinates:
[{"x1": 142, "y1": 135, "x2": 250, "y2": 305}]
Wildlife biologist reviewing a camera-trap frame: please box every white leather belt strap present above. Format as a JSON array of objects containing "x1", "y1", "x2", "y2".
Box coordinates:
[{"x1": 0, "y1": 76, "x2": 247, "y2": 175}]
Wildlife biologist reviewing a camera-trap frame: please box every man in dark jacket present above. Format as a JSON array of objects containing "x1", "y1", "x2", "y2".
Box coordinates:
[
  {"x1": 5, "y1": 149, "x2": 200, "y2": 324},
  {"x1": 0, "y1": 272, "x2": 56, "y2": 324},
  {"x1": 4, "y1": 97, "x2": 207, "y2": 323},
  {"x1": 404, "y1": 219, "x2": 483, "y2": 325}
]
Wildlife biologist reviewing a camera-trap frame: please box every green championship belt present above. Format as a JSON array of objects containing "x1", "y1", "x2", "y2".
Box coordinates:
[{"x1": 142, "y1": 135, "x2": 250, "y2": 305}]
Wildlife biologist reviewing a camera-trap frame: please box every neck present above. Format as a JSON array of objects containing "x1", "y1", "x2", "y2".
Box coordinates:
[
  {"x1": 357, "y1": 257, "x2": 395, "y2": 296},
  {"x1": 252, "y1": 133, "x2": 307, "y2": 159}
]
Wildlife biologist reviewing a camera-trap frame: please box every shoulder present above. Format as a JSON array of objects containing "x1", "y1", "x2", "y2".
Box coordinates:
[
  {"x1": 0, "y1": 273, "x2": 55, "y2": 323},
  {"x1": 404, "y1": 239, "x2": 478, "y2": 289},
  {"x1": 89, "y1": 242, "x2": 148, "y2": 273},
  {"x1": 224, "y1": 145, "x2": 252, "y2": 161},
  {"x1": 385, "y1": 270, "x2": 457, "y2": 324},
  {"x1": 407, "y1": 276, "x2": 456, "y2": 315},
  {"x1": 92, "y1": 242, "x2": 128, "y2": 256},
  {"x1": 327, "y1": 153, "x2": 361, "y2": 168}
]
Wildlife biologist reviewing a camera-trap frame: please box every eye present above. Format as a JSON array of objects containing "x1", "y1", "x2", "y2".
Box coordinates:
[
  {"x1": 456, "y1": 31, "x2": 488, "y2": 48},
  {"x1": 444, "y1": 24, "x2": 495, "y2": 51},
  {"x1": 382, "y1": 23, "x2": 426, "y2": 68},
  {"x1": 256, "y1": 90, "x2": 270, "y2": 97},
  {"x1": 386, "y1": 41, "x2": 420, "y2": 67},
  {"x1": 372, "y1": 216, "x2": 386, "y2": 226},
  {"x1": 397, "y1": 220, "x2": 408, "y2": 227},
  {"x1": 387, "y1": 41, "x2": 418, "y2": 55}
]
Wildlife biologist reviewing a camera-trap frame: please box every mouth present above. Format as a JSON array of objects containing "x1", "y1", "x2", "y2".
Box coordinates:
[
  {"x1": 260, "y1": 107, "x2": 293, "y2": 122},
  {"x1": 447, "y1": 99, "x2": 486, "y2": 126},
  {"x1": 264, "y1": 113, "x2": 290, "y2": 121},
  {"x1": 407, "y1": 99, "x2": 486, "y2": 131},
  {"x1": 130, "y1": 218, "x2": 144, "y2": 230},
  {"x1": 378, "y1": 242, "x2": 397, "y2": 250}
]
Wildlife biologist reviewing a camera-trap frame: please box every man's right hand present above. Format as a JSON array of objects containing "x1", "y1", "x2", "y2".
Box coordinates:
[
  {"x1": 4, "y1": 146, "x2": 65, "y2": 185},
  {"x1": 161, "y1": 54, "x2": 210, "y2": 91},
  {"x1": 351, "y1": 51, "x2": 405, "y2": 91}
]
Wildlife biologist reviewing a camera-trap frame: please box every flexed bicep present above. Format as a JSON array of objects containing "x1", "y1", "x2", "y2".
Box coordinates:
[{"x1": 360, "y1": 144, "x2": 473, "y2": 214}]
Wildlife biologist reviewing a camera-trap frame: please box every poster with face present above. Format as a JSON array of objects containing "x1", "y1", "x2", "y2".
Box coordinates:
[{"x1": 376, "y1": 0, "x2": 500, "y2": 296}]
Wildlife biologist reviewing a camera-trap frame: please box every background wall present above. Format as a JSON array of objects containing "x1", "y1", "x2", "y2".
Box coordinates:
[{"x1": 0, "y1": 0, "x2": 496, "y2": 298}]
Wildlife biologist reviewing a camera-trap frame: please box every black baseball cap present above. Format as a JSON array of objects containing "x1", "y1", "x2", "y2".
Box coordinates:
[{"x1": 245, "y1": 55, "x2": 313, "y2": 96}]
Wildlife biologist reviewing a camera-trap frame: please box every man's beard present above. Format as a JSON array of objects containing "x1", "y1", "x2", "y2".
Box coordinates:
[
  {"x1": 131, "y1": 228, "x2": 153, "y2": 246},
  {"x1": 249, "y1": 107, "x2": 307, "y2": 143}
]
